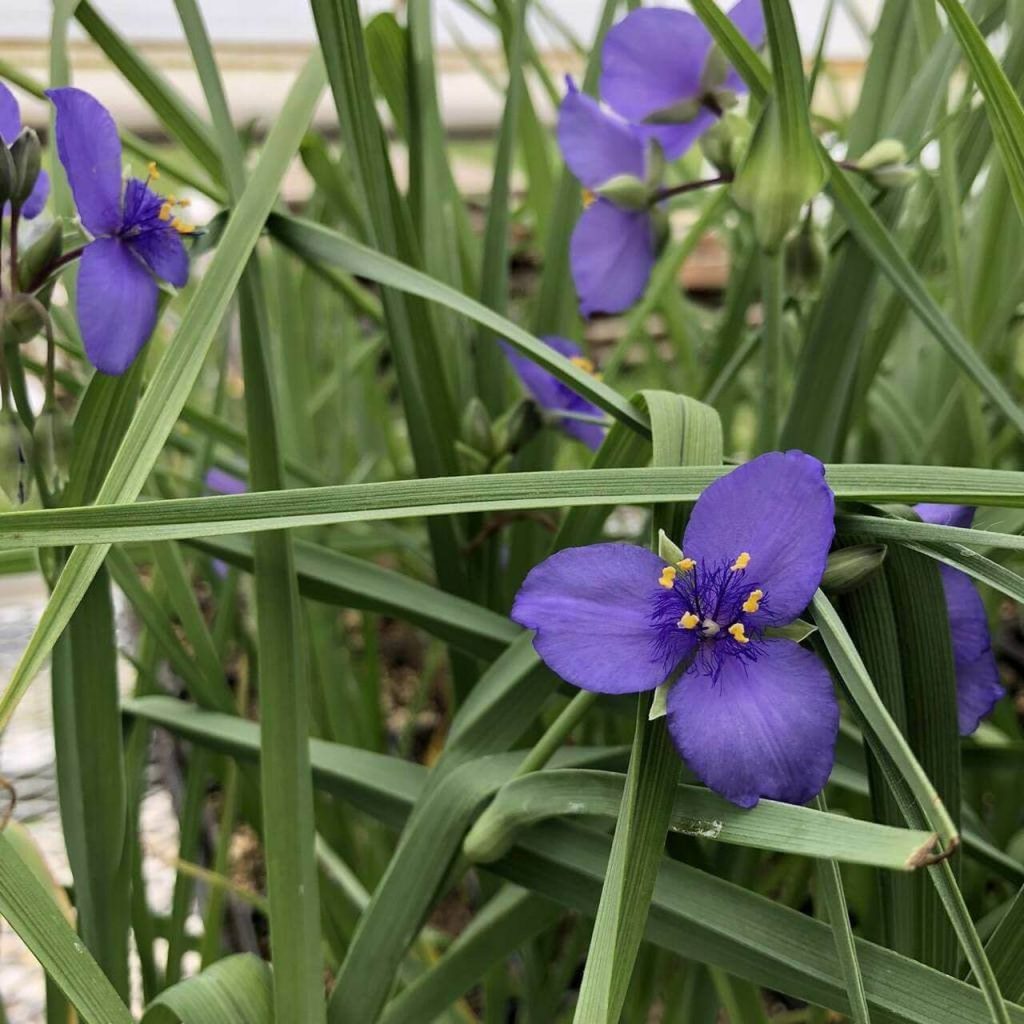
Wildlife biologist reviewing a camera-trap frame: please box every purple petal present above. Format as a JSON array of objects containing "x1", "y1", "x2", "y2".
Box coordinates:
[
  {"x1": 20, "y1": 169, "x2": 49, "y2": 220},
  {"x1": 682, "y1": 451, "x2": 834, "y2": 626},
  {"x1": 0, "y1": 82, "x2": 21, "y2": 143},
  {"x1": 205, "y1": 468, "x2": 247, "y2": 495},
  {"x1": 502, "y1": 336, "x2": 606, "y2": 451},
  {"x1": 570, "y1": 201, "x2": 654, "y2": 317},
  {"x1": 77, "y1": 237, "x2": 158, "y2": 375},
  {"x1": 557, "y1": 78, "x2": 646, "y2": 189},
  {"x1": 667, "y1": 638, "x2": 839, "y2": 807},
  {"x1": 46, "y1": 87, "x2": 124, "y2": 236},
  {"x1": 723, "y1": 0, "x2": 768, "y2": 92},
  {"x1": 600, "y1": 8, "x2": 709, "y2": 126},
  {"x1": 938, "y1": 564, "x2": 1003, "y2": 734},
  {"x1": 512, "y1": 542, "x2": 685, "y2": 694},
  {"x1": 914, "y1": 503, "x2": 975, "y2": 529},
  {"x1": 128, "y1": 225, "x2": 189, "y2": 287}
]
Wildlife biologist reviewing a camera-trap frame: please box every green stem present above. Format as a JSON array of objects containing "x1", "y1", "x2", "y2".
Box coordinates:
[
  {"x1": 514, "y1": 690, "x2": 599, "y2": 777},
  {"x1": 758, "y1": 246, "x2": 786, "y2": 451}
]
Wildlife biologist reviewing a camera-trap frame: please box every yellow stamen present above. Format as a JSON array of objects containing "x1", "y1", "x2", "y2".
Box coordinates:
[
  {"x1": 158, "y1": 201, "x2": 173, "y2": 222},
  {"x1": 678, "y1": 612, "x2": 699, "y2": 630},
  {"x1": 570, "y1": 355, "x2": 597, "y2": 375},
  {"x1": 742, "y1": 589, "x2": 763, "y2": 614},
  {"x1": 147, "y1": 161, "x2": 160, "y2": 180},
  {"x1": 178, "y1": 197, "x2": 191, "y2": 207},
  {"x1": 582, "y1": 188, "x2": 596, "y2": 209},
  {"x1": 171, "y1": 217, "x2": 195, "y2": 235},
  {"x1": 676, "y1": 557, "x2": 696, "y2": 572},
  {"x1": 658, "y1": 566, "x2": 677, "y2": 589},
  {"x1": 730, "y1": 551, "x2": 751, "y2": 571},
  {"x1": 728, "y1": 623, "x2": 750, "y2": 644}
]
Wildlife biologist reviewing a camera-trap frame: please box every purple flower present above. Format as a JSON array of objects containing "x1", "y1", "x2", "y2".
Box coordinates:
[
  {"x1": 914, "y1": 504, "x2": 1004, "y2": 735},
  {"x1": 45, "y1": 87, "x2": 194, "y2": 376},
  {"x1": 0, "y1": 82, "x2": 50, "y2": 219},
  {"x1": 512, "y1": 450, "x2": 839, "y2": 808},
  {"x1": 205, "y1": 468, "x2": 247, "y2": 496},
  {"x1": 600, "y1": 0, "x2": 766, "y2": 159},
  {"x1": 557, "y1": 79, "x2": 656, "y2": 317},
  {"x1": 502, "y1": 335, "x2": 606, "y2": 450}
]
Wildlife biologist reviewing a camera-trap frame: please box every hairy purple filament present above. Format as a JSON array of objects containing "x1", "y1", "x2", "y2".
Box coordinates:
[{"x1": 648, "y1": 559, "x2": 768, "y2": 678}]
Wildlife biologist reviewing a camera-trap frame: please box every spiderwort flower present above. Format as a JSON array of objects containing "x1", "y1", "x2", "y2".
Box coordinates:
[
  {"x1": 914, "y1": 504, "x2": 1004, "y2": 735},
  {"x1": 0, "y1": 83, "x2": 49, "y2": 219},
  {"x1": 557, "y1": 79, "x2": 658, "y2": 316},
  {"x1": 600, "y1": 0, "x2": 766, "y2": 159},
  {"x1": 512, "y1": 450, "x2": 839, "y2": 807},
  {"x1": 46, "y1": 87, "x2": 194, "y2": 376},
  {"x1": 502, "y1": 335, "x2": 606, "y2": 451}
]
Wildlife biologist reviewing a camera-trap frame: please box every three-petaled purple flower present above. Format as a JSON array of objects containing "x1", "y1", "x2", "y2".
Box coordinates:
[
  {"x1": 513, "y1": 450, "x2": 838, "y2": 808},
  {"x1": 557, "y1": 1, "x2": 764, "y2": 317},
  {"x1": 503, "y1": 335, "x2": 606, "y2": 450},
  {"x1": 914, "y1": 504, "x2": 1004, "y2": 735},
  {"x1": 46, "y1": 87, "x2": 194, "y2": 376},
  {"x1": 0, "y1": 82, "x2": 49, "y2": 219}
]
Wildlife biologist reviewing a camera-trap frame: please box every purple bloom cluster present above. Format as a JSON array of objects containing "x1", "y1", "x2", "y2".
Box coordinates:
[
  {"x1": 513, "y1": 454, "x2": 1004, "y2": 808},
  {"x1": 502, "y1": 335, "x2": 606, "y2": 450},
  {"x1": 46, "y1": 88, "x2": 194, "y2": 376},
  {"x1": 559, "y1": 1, "x2": 764, "y2": 316},
  {"x1": 0, "y1": 83, "x2": 49, "y2": 219}
]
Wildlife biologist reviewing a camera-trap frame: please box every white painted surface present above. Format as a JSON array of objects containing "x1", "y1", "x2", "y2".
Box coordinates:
[{"x1": 4, "y1": 0, "x2": 879, "y2": 57}]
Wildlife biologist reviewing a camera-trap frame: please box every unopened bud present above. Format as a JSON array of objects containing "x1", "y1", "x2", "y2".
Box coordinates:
[
  {"x1": 642, "y1": 97, "x2": 703, "y2": 126},
  {"x1": 594, "y1": 173, "x2": 651, "y2": 211},
  {"x1": 461, "y1": 396, "x2": 495, "y2": 459},
  {"x1": 855, "y1": 139, "x2": 917, "y2": 190},
  {"x1": 701, "y1": 113, "x2": 751, "y2": 177},
  {"x1": 822, "y1": 544, "x2": 887, "y2": 594},
  {"x1": 732, "y1": 98, "x2": 826, "y2": 251},
  {"x1": 16, "y1": 220, "x2": 62, "y2": 292},
  {"x1": 454, "y1": 439, "x2": 490, "y2": 475},
  {"x1": 784, "y1": 218, "x2": 828, "y2": 299},
  {"x1": 0, "y1": 294, "x2": 46, "y2": 349},
  {"x1": 0, "y1": 410, "x2": 32, "y2": 506},
  {"x1": 0, "y1": 144, "x2": 14, "y2": 207},
  {"x1": 502, "y1": 397, "x2": 542, "y2": 454},
  {"x1": 34, "y1": 406, "x2": 72, "y2": 493},
  {"x1": 8, "y1": 129, "x2": 41, "y2": 210}
]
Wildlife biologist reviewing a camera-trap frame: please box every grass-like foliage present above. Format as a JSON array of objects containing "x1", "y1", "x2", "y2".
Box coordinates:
[{"x1": 0, "y1": 1, "x2": 1022, "y2": 1021}]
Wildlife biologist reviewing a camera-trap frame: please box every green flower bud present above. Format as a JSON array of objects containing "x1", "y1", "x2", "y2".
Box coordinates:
[
  {"x1": 732, "y1": 97, "x2": 827, "y2": 252},
  {"x1": 502, "y1": 397, "x2": 542, "y2": 454},
  {"x1": 16, "y1": 220, "x2": 63, "y2": 292},
  {"x1": 594, "y1": 173, "x2": 652, "y2": 211},
  {"x1": 856, "y1": 139, "x2": 908, "y2": 171},
  {"x1": 460, "y1": 396, "x2": 495, "y2": 459},
  {"x1": 454, "y1": 439, "x2": 491, "y2": 475},
  {"x1": 34, "y1": 405, "x2": 72, "y2": 494},
  {"x1": 9, "y1": 129, "x2": 42, "y2": 210},
  {"x1": 0, "y1": 410, "x2": 32, "y2": 506},
  {"x1": 784, "y1": 218, "x2": 828, "y2": 299},
  {"x1": 700, "y1": 113, "x2": 752, "y2": 177},
  {"x1": 0, "y1": 143, "x2": 15, "y2": 208},
  {"x1": 854, "y1": 139, "x2": 917, "y2": 190},
  {"x1": 0, "y1": 294, "x2": 46, "y2": 349},
  {"x1": 821, "y1": 544, "x2": 888, "y2": 595}
]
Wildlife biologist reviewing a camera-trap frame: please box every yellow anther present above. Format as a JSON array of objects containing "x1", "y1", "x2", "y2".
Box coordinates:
[
  {"x1": 728, "y1": 623, "x2": 750, "y2": 644},
  {"x1": 658, "y1": 566, "x2": 677, "y2": 589},
  {"x1": 730, "y1": 551, "x2": 751, "y2": 571},
  {"x1": 742, "y1": 589, "x2": 763, "y2": 614},
  {"x1": 147, "y1": 161, "x2": 160, "y2": 180},
  {"x1": 570, "y1": 355, "x2": 597, "y2": 375},
  {"x1": 678, "y1": 612, "x2": 700, "y2": 630},
  {"x1": 582, "y1": 188, "x2": 596, "y2": 209},
  {"x1": 171, "y1": 217, "x2": 195, "y2": 235},
  {"x1": 158, "y1": 201, "x2": 173, "y2": 221},
  {"x1": 676, "y1": 557, "x2": 696, "y2": 572},
  {"x1": 178, "y1": 197, "x2": 191, "y2": 207}
]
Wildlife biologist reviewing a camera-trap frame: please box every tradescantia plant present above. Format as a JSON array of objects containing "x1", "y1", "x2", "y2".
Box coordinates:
[{"x1": 0, "y1": 1, "x2": 1022, "y2": 1023}]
